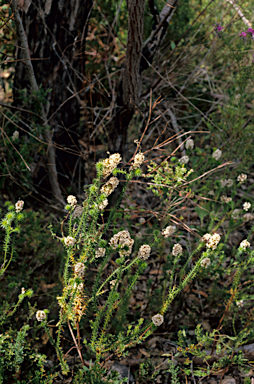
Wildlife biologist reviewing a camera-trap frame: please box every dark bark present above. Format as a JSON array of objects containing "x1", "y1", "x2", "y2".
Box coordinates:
[
  {"x1": 13, "y1": 0, "x2": 93, "y2": 199},
  {"x1": 108, "y1": 0, "x2": 178, "y2": 158},
  {"x1": 108, "y1": 0, "x2": 146, "y2": 158}
]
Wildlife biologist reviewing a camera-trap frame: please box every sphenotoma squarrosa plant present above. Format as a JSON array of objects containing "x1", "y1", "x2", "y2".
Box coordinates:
[
  {"x1": 1, "y1": 142, "x2": 254, "y2": 380},
  {"x1": 30, "y1": 148, "x2": 247, "y2": 376}
]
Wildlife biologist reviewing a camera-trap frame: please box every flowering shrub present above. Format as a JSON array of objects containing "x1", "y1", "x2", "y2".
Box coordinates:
[
  {"x1": 26, "y1": 151, "x2": 238, "y2": 376},
  {"x1": 1, "y1": 136, "x2": 254, "y2": 381},
  {"x1": 2, "y1": 4, "x2": 254, "y2": 382},
  {"x1": 1, "y1": 140, "x2": 254, "y2": 382}
]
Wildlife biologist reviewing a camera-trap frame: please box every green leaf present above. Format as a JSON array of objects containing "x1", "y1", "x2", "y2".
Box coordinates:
[
  {"x1": 171, "y1": 41, "x2": 176, "y2": 50},
  {"x1": 194, "y1": 206, "x2": 209, "y2": 221}
]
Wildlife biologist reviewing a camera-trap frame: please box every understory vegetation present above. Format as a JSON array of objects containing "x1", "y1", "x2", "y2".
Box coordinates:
[{"x1": 1, "y1": 0, "x2": 254, "y2": 383}]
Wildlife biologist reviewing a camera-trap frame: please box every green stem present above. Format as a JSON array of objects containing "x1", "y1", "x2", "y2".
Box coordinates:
[{"x1": 91, "y1": 257, "x2": 139, "y2": 302}]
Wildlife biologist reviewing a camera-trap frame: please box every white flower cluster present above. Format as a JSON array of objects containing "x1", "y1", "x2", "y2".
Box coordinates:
[
  {"x1": 232, "y1": 209, "x2": 241, "y2": 220},
  {"x1": 185, "y1": 139, "x2": 194, "y2": 149},
  {"x1": 202, "y1": 233, "x2": 211, "y2": 242},
  {"x1": 201, "y1": 257, "x2": 211, "y2": 268},
  {"x1": 202, "y1": 233, "x2": 221, "y2": 250},
  {"x1": 100, "y1": 177, "x2": 119, "y2": 196},
  {"x1": 15, "y1": 200, "x2": 24, "y2": 213},
  {"x1": 212, "y1": 149, "x2": 222, "y2": 160},
  {"x1": 102, "y1": 153, "x2": 122, "y2": 178},
  {"x1": 239, "y1": 239, "x2": 250, "y2": 250},
  {"x1": 12, "y1": 130, "x2": 19, "y2": 141},
  {"x1": 152, "y1": 313, "x2": 164, "y2": 326},
  {"x1": 74, "y1": 262, "x2": 85, "y2": 278},
  {"x1": 243, "y1": 213, "x2": 254, "y2": 222},
  {"x1": 220, "y1": 195, "x2": 232, "y2": 203},
  {"x1": 95, "y1": 248, "x2": 106, "y2": 258},
  {"x1": 172, "y1": 244, "x2": 183, "y2": 256},
  {"x1": 236, "y1": 300, "x2": 244, "y2": 308},
  {"x1": 237, "y1": 173, "x2": 247, "y2": 183},
  {"x1": 36, "y1": 310, "x2": 46, "y2": 322},
  {"x1": 243, "y1": 202, "x2": 251, "y2": 211},
  {"x1": 67, "y1": 195, "x2": 77, "y2": 206},
  {"x1": 109, "y1": 230, "x2": 134, "y2": 257},
  {"x1": 99, "y1": 198, "x2": 108, "y2": 211},
  {"x1": 130, "y1": 152, "x2": 145, "y2": 170},
  {"x1": 220, "y1": 179, "x2": 233, "y2": 188},
  {"x1": 73, "y1": 206, "x2": 84, "y2": 218},
  {"x1": 73, "y1": 283, "x2": 84, "y2": 293},
  {"x1": 64, "y1": 236, "x2": 76, "y2": 246},
  {"x1": 179, "y1": 155, "x2": 189, "y2": 165},
  {"x1": 138, "y1": 244, "x2": 151, "y2": 260},
  {"x1": 162, "y1": 225, "x2": 176, "y2": 238},
  {"x1": 110, "y1": 279, "x2": 118, "y2": 289}
]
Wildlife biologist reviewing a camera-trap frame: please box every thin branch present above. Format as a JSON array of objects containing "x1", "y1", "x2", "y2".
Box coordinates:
[
  {"x1": 166, "y1": 107, "x2": 187, "y2": 157},
  {"x1": 143, "y1": 1, "x2": 176, "y2": 49},
  {"x1": 0, "y1": 101, "x2": 44, "y2": 120},
  {"x1": 0, "y1": 125, "x2": 31, "y2": 171},
  {"x1": 67, "y1": 320, "x2": 84, "y2": 366}
]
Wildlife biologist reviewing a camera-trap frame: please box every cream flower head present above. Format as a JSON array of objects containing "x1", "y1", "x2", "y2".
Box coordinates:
[
  {"x1": 237, "y1": 173, "x2": 247, "y2": 183},
  {"x1": 15, "y1": 200, "x2": 24, "y2": 213},
  {"x1": 130, "y1": 152, "x2": 145, "y2": 170},
  {"x1": 243, "y1": 202, "x2": 251, "y2": 211},
  {"x1": 206, "y1": 233, "x2": 221, "y2": 250},
  {"x1": 152, "y1": 314, "x2": 164, "y2": 326},
  {"x1": 67, "y1": 195, "x2": 77, "y2": 206},
  {"x1": 172, "y1": 244, "x2": 183, "y2": 256},
  {"x1": 201, "y1": 257, "x2": 210, "y2": 268},
  {"x1": 102, "y1": 153, "x2": 122, "y2": 178},
  {"x1": 185, "y1": 139, "x2": 194, "y2": 149},
  {"x1": 109, "y1": 230, "x2": 134, "y2": 257},
  {"x1": 137, "y1": 244, "x2": 151, "y2": 260},
  {"x1": 100, "y1": 177, "x2": 119, "y2": 196},
  {"x1": 36, "y1": 310, "x2": 46, "y2": 322},
  {"x1": 179, "y1": 156, "x2": 189, "y2": 165},
  {"x1": 64, "y1": 236, "x2": 76, "y2": 247},
  {"x1": 162, "y1": 225, "x2": 176, "y2": 238},
  {"x1": 74, "y1": 262, "x2": 85, "y2": 278},
  {"x1": 239, "y1": 239, "x2": 250, "y2": 250},
  {"x1": 95, "y1": 248, "x2": 106, "y2": 258},
  {"x1": 212, "y1": 149, "x2": 222, "y2": 160}
]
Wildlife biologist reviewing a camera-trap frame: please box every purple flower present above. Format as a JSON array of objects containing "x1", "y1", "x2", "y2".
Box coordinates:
[
  {"x1": 246, "y1": 28, "x2": 254, "y2": 34},
  {"x1": 213, "y1": 23, "x2": 224, "y2": 34},
  {"x1": 239, "y1": 31, "x2": 247, "y2": 37}
]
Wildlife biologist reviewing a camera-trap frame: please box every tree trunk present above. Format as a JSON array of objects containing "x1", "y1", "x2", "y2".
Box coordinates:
[
  {"x1": 108, "y1": 0, "x2": 146, "y2": 158},
  {"x1": 108, "y1": 0, "x2": 178, "y2": 159}
]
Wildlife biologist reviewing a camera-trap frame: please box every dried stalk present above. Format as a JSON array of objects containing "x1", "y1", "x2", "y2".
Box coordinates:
[
  {"x1": 166, "y1": 107, "x2": 187, "y2": 157},
  {"x1": 67, "y1": 320, "x2": 84, "y2": 366}
]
